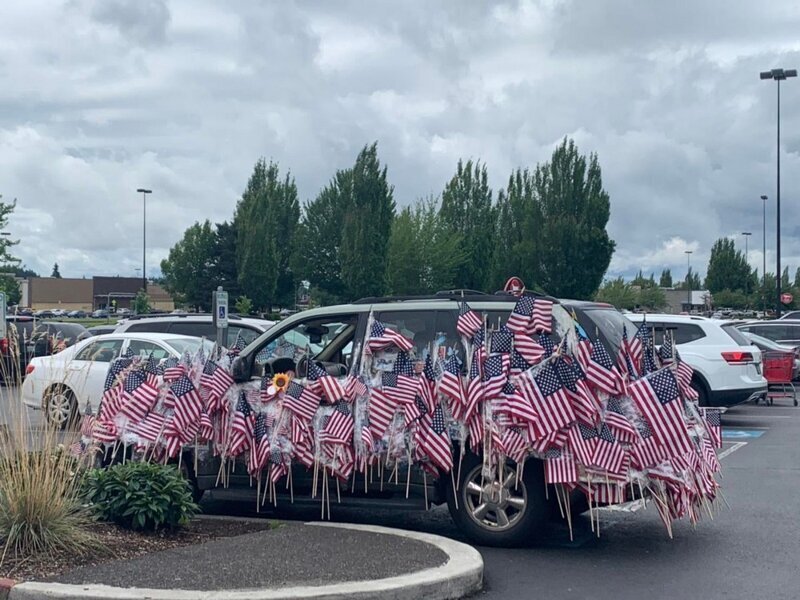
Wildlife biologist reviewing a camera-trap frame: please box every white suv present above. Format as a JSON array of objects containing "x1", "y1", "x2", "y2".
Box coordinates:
[
  {"x1": 114, "y1": 314, "x2": 274, "y2": 348},
  {"x1": 626, "y1": 314, "x2": 767, "y2": 407}
]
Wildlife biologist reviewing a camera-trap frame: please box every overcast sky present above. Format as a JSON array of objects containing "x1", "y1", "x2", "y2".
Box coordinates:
[{"x1": 2, "y1": 1, "x2": 800, "y2": 287}]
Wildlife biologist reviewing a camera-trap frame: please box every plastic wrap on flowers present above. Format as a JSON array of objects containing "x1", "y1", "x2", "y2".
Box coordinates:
[{"x1": 75, "y1": 292, "x2": 724, "y2": 538}]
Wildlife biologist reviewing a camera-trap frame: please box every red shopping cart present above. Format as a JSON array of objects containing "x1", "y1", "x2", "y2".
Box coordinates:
[{"x1": 761, "y1": 350, "x2": 797, "y2": 406}]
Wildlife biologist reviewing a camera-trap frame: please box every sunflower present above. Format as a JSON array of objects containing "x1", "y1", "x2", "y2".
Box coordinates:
[{"x1": 272, "y1": 373, "x2": 291, "y2": 392}]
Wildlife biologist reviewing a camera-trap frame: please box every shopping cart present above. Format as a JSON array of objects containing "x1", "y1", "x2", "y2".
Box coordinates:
[{"x1": 761, "y1": 350, "x2": 797, "y2": 406}]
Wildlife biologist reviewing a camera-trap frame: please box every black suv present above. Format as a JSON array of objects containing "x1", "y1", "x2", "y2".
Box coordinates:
[
  {"x1": 192, "y1": 292, "x2": 636, "y2": 547},
  {"x1": 1, "y1": 318, "x2": 89, "y2": 383}
]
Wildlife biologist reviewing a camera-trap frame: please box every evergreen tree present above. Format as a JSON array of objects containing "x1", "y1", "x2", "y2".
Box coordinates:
[
  {"x1": 440, "y1": 159, "x2": 494, "y2": 290},
  {"x1": 659, "y1": 268, "x2": 673, "y2": 288},
  {"x1": 213, "y1": 221, "x2": 240, "y2": 298},
  {"x1": 234, "y1": 159, "x2": 299, "y2": 310},
  {"x1": 338, "y1": 143, "x2": 395, "y2": 300},
  {"x1": 533, "y1": 138, "x2": 615, "y2": 299},
  {"x1": 595, "y1": 278, "x2": 637, "y2": 310},
  {"x1": 705, "y1": 238, "x2": 752, "y2": 293},
  {"x1": 385, "y1": 207, "x2": 423, "y2": 295},
  {"x1": 0, "y1": 196, "x2": 19, "y2": 268},
  {"x1": 51, "y1": 263, "x2": 61, "y2": 278},
  {"x1": 794, "y1": 267, "x2": 800, "y2": 289}
]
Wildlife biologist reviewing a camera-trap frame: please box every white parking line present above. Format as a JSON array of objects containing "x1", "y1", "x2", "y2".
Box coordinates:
[
  {"x1": 723, "y1": 415, "x2": 792, "y2": 419},
  {"x1": 718, "y1": 441, "x2": 747, "y2": 460}
]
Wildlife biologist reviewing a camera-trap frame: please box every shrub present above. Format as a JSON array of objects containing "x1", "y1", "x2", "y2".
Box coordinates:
[
  {"x1": 0, "y1": 432, "x2": 96, "y2": 563},
  {"x1": 84, "y1": 462, "x2": 199, "y2": 531}
]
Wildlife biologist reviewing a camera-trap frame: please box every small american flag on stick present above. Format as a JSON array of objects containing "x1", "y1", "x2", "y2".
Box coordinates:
[
  {"x1": 457, "y1": 301, "x2": 483, "y2": 339},
  {"x1": 366, "y1": 320, "x2": 413, "y2": 353}
]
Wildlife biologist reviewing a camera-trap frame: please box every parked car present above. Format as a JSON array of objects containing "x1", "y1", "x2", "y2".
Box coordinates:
[
  {"x1": 625, "y1": 314, "x2": 766, "y2": 407},
  {"x1": 740, "y1": 331, "x2": 800, "y2": 380},
  {"x1": 218, "y1": 292, "x2": 636, "y2": 547},
  {"x1": 778, "y1": 311, "x2": 800, "y2": 320},
  {"x1": 114, "y1": 314, "x2": 274, "y2": 348},
  {"x1": 34, "y1": 309, "x2": 55, "y2": 319},
  {"x1": 91, "y1": 309, "x2": 109, "y2": 319},
  {"x1": 21, "y1": 333, "x2": 214, "y2": 428},
  {"x1": 1, "y1": 319, "x2": 89, "y2": 383},
  {"x1": 736, "y1": 320, "x2": 800, "y2": 346},
  {"x1": 116, "y1": 308, "x2": 132, "y2": 317},
  {"x1": 67, "y1": 310, "x2": 87, "y2": 319}
]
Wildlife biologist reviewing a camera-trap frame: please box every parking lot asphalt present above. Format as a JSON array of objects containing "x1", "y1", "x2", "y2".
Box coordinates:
[{"x1": 201, "y1": 401, "x2": 800, "y2": 600}]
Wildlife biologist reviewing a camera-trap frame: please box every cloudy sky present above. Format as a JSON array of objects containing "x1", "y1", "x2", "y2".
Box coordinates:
[{"x1": 2, "y1": 1, "x2": 800, "y2": 286}]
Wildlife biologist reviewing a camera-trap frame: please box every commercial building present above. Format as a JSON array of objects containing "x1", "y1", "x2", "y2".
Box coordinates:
[{"x1": 20, "y1": 277, "x2": 174, "y2": 312}]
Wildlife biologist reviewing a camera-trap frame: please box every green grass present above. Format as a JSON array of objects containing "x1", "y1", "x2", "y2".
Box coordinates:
[{"x1": 59, "y1": 318, "x2": 119, "y2": 327}]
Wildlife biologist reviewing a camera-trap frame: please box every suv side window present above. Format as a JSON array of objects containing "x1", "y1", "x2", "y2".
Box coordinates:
[
  {"x1": 75, "y1": 339, "x2": 124, "y2": 362},
  {"x1": 228, "y1": 326, "x2": 259, "y2": 347},
  {"x1": 126, "y1": 322, "x2": 170, "y2": 333},
  {"x1": 168, "y1": 322, "x2": 214, "y2": 338},
  {"x1": 673, "y1": 324, "x2": 706, "y2": 344},
  {"x1": 377, "y1": 310, "x2": 464, "y2": 363},
  {"x1": 127, "y1": 340, "x2": 171, "y2": 360},
  {"x1": 743, "y1": 324, "x2": 783, "y2": 342}
]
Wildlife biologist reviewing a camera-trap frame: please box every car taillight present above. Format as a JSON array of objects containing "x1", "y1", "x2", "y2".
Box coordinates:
[
  {"x1": 722, "y1": 351, "x2": 754, "y2": 364},
  {"x1": 25, "y1": 363, "x2": 35, "y2": 375}
]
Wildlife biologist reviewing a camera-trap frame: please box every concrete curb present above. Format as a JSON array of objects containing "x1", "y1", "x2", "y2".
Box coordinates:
[{"x1": 9, "y1": 522, "x2": 483, "y2": 600}]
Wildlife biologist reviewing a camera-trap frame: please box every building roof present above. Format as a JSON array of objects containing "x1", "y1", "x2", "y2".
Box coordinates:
[{"x1": 28, "y1": 278, "x2": 93, "y2": 304}]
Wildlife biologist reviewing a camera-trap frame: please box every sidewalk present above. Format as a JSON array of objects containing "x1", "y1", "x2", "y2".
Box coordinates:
[{"x1": 5, "y1": 521, "x2": 483, "y2": 600}]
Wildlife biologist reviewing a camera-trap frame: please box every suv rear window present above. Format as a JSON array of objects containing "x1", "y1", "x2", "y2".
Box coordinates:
[
  {"x1": 126, "y1": 322, "x2": 170, "y2": 333},
  {"x1": 721, "y1": 323, "x2": 751, "y2": 347},
  {"x1": 167, "y1": 322, "x2": 215, "y2": 338}
]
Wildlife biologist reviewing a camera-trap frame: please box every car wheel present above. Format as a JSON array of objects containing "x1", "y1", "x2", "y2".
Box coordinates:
[
  {"x1": 446, "y1": 453, "x2": 547, "y2": 547},
  {"x1": 691, "y1": 377, "x2": 709, "y2": 407},
  {"x1": 44, "y1": 386, "x2": 77, "y2": 430}
]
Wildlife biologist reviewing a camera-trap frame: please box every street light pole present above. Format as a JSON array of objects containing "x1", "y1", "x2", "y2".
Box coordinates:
[
  {"x1": 760, "y1": 68, "x2": 796, "y2": 317},
  {"x1": 685, "y1": 250, "x2": 693, "y2": 312},
  {"x1": 136, "y1": 188, "x2": 152, "y2": 293},
  {"x1": 742, "y1": 232, "x2": 752, "y2": 296},
  {"x1": 761, "y1": 194, "x2": 768, "y2": 312}
]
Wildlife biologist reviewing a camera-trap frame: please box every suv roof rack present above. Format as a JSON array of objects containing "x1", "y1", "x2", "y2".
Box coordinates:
[
  {"x1": 123, "y1": 312, "x2": 245, "y2": 321},
  {"x1": 353, "y1": 290, "x2": 557, "y2": 305}
]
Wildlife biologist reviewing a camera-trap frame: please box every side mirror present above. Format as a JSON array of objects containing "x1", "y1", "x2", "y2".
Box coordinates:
[{"x1": 231, "y1": 356, "x2": 252, "y2": 383}]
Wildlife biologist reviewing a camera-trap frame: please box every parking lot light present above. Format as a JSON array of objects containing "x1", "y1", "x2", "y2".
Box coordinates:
[{"x1": 136, "y1": 188, "x2": 152, "y2": 293}]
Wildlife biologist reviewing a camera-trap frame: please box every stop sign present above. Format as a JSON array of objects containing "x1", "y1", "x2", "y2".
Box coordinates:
[{"x1": 781, "y1": 292, "x2": 793, "y2": 305}]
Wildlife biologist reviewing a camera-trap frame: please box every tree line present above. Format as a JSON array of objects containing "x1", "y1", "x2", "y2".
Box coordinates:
[{"x1": 160, "y1": 139, "x2": 616, "y2": 312}]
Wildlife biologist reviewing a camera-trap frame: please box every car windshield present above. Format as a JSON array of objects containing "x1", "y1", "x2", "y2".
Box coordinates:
[
  {"x1": 579, "y1": 307, "x2": 638, "y2": 354},
  {"x1": 165, "y1": 337, "x2": 216, "y2": 355}
]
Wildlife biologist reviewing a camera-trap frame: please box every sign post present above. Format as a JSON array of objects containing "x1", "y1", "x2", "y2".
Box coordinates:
[
  {"x1": 0, "y1": 292, "x2": 6, "y2": 340},
  {"x1": 212, "y1": 286, "x2": 229, "y2": 350}
]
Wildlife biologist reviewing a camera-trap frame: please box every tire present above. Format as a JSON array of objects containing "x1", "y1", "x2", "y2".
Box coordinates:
[
  {"x1": 44, "y1": 385, "x2": 77, "y2": 430},
  {"x1": 691, "y1": 377, "x2": 709, "y2": 407},
  {"x1": 446, "y1": 453, "x2": 548, "y2": 547}
]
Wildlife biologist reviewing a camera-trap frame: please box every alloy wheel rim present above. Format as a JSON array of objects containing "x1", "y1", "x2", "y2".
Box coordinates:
[
  {"x1": 47, "y1": 392, "x2": 72, "y2": 426},
  {"x1": 463, "y1": 463, "x2": 527, "y2": 531}
]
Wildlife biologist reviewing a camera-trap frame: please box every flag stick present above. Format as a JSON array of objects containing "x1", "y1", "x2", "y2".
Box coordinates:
[
  {"x1": 256, "y1": 477, "x2": 261, "y2": 513},
  {"x1": 423, "y1": 471, "x2": 428, "y2": 510},
  {"x1": 352, "y1": 468, "x2": 357, "y2": 494},
  {"x1": 177, "y1": 450, "x2": 182, "y2": 473},
  {"x1": 336, "y1": 476, "x2": 341, "y2": 504},
  {"x1": 405, "y1": 460, "x2": 411, "y2": 499},
  {"x1": 312, "y1": 458, "x2": 319, "y2": 498},
  {"x1": 450, "y1": 469, "x2": 459, "y2": 510},
  {"x1": 553, "y1": 483, "x2": 564, "y2": 519},
  {"x1": 457, "y1": 443, "x2": 464, "y2": 491},
  {"x1": 289, "y1": 468, "x2": 294, "y2": 504},
  {"x1": 564, "y1": 486, "x2": 574, "y2": 541},
  {"x1": 272, "y1": 479, "x2": 277, "y2": 508},
  {"x1": 194, "y1": 438, "x2": 199, "y2": 476}
]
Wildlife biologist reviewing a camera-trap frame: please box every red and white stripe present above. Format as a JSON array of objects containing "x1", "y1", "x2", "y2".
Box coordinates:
[
  {"x1": 529, "y1": 299, "x2": 553, "y2": 334},
  {"x1": 628, "y1": 376, "x2": 693, "y2": 460}
]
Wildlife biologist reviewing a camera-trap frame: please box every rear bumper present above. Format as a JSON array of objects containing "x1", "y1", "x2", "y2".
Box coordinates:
[{"x1": 707, "y1": 384, "x2": 767, "y2": 408}]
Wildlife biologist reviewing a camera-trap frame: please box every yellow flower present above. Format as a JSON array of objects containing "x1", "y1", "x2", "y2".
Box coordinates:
[{"x1": 272, "y1": 373, "x2": 290, "y2": 392}]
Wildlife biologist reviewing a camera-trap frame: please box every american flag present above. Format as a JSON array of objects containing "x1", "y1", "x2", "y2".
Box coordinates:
[
  {"x1": 489, "y1": 326, "x2": 513, "y2": 354},
  {"x1": 201, "y1": 360, "x2": 234, "y2": 410},
  {"x1": 307, "y1": 360, "x2": 345, "y2": 403},
  {"x1": 500, "y1": 426, "x2": 527, "y2": 463},
  {"x1": 554, "y1": 358, "x2": 598, "y2": 425},
  {"x1": 269, "y1": 448, "x2": 287, "y2": 483},
  {"x1": 439, "y1": 354, "x2": 465, "y2": 414},
  {"x1": 467, "y1": 413, "x2": 483, "y2": 453},
  {"x1": 79, "y1": 403, "x2": 96, "y2": 438},
  {"x1": 513, "y1": 332, "x2": 545, "y2": 365},
  {"x1": 537, "y1": 333, "x2": 556, "y2": 357},
  {"x1": 161, "y1": 356, "x2": 185, "y2": 382},
  {"x1": 481, "y1": 354, "x2": 509, "y2": 399},
  {"x1": 366, "y1": 320, "x2": 413, "y2": 353},
  {"x1": 416, "y1": 355, "x2": 437, "y2": 413},
  {"x1": 507, "y1": 295, "x2": 535, "y2": 334},
  {"x1": 530, "y1": 298, "x2": 553, "y2": 334},
  {"x1": 284, "y1": 380, "x2": 322, "y2": 424},
  {"x1": 457, "y1": 301, "x2": 483, "y2": 339},
  {"x1": 144, "y1": 354, "x2": 160, "y2": 386},
  {"x1": 629, "y1": 418, "x2": 668, "y2": 469},
  {"x1": 419, "y1": 404, "x2": 453, "y2": 472},
  {"x1": 169, "y1": 375, "x2": 203, "y2": 442},
  {"x1": 291, "y1": 417, "x2": 315, "y2": 468},
  {"x1": 510, "y1": 348, "x2": 532, "y2": 373},
  {"x1": 627, "y1": 323, "x2": 644, "y2": 366},
  {"x1": 499, "y1": 380, "x2": 537, "y2": 423},
  {"x1": 260, "y1": 374, "x2": 275, "y2": 402},
  {"x1": 250, "y1": 413, "x2": 269, "y2": 475},
  {"x1": 592, "y1": 422, "x2": 626, "y2": 473},
  {"x1": 675, "y1": 356, "x2": 698, "y2": 400},
  {"x1": 198, "y1": 410, "x2": 214, "y2": 441},
  {"x1": 122, "y1": 345, "x2": 135, "y2": 359},
  {"x1": 701, "y1": 407, "x2": 722, "y2": 449},
  {"x1": 69, "y1": 440, "x2": 86, "y2": 458},
  {"x1": 701, "y1": 436, "x2": 720, "y2": 473},
  {"x1": 119, "y1": 371, "x2": 159, "y2": 423},
  {"x1": 603, "y1": 397, "x2": 638, "y2": 443},
  {"x1": 92, "y1": 419, "x2": 118, "y2": 444},
  {"x1": 617, "y1": 326, "x2": 639, "y2": 380},
  {"x1": 576, "y1": 336, "x2": 593, "y2": 371},
  {"x1": 228, "y1": 332, "x2": 247, "y2": 356},
  {"x1": 360, "y1": 424, "x2": 374, "y2": 456},
  {"x1": 585, "y1": 340, "x2": 622, "y2": 396},
  {"x1": 100, "y1": 357, "x2": 132, "y2": 418},
  {"x1": 320, "y1": 400, "x2": 354, "y2": 445},
  {"x1": 519, "y1": 363, "x2": 575, "y2": 438},
  {"x1": 637, "y1": 325, "x2": 659, "y2": 375},
  {"x1": 659, "y1": 331, "x2": 675, "y2": 366},
  {"x1": 369, "y1": 372, "x2": 413, "y2": 437},
  {"x1": 228, "y1": 391, "x2": 255, "y2": 455},
  {"x1": 129, "y1": 412, "x2": 166, "y2": 443},
  {"x1": 465, "y1": 348, "x2": 484, "y2": 417},
  {"x1": 568, "y1": 421, "x2": 598, "y2": 466},
  {"x1": 344, "y1": 374, "x2": 369, "y2": 401},
  {"x1": 543, "y1": 447, "x2": 578, "y2": 484},
  {"x1": 393, "y1": 351, "x2": 416, "y2": 376},
  {"x1": 628, "y1": 368, "x2": 693, "y2": 460}
]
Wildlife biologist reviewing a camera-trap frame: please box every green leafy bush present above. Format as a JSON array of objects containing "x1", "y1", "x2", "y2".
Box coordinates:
[{"x1": 84, "y1": 462, "x2": 199, "y2": 531}]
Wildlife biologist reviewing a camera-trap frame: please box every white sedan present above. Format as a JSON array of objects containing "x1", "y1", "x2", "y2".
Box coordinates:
[{"x1": 21, "y1": 332, "x2": 213, "y2": 428}]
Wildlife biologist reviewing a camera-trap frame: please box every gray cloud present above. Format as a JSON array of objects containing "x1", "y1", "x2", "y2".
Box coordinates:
[{"x1": 1, "y1": 0, "x2": 800, "y2": 288}]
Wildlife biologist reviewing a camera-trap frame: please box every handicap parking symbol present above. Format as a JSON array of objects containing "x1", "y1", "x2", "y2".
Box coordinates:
[{"x1": 722, "y1": 429, "x2": 764, "y2": 440}]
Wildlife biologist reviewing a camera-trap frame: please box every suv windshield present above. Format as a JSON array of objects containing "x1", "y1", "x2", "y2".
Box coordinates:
[{"x1": 576, "y1": 307, "x2": 636, "y2": 354}]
